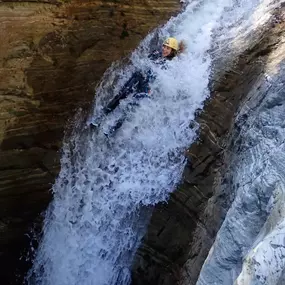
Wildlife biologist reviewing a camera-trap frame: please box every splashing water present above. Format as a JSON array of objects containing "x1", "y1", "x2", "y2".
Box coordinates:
[{"x1": 26, "y1": 0, "x2": 278, "y2": 284}]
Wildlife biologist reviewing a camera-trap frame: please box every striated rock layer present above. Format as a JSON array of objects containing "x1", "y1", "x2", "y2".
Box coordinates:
[
  {"x1": 196, "y1": 16, "x2": 285, "y2": 285},
  {"x1": 132, "y1": 7, "x2": 285, "y2": 285},
  {"x1": 0, "y1": 0, "x2": 181, "y2": 283}
]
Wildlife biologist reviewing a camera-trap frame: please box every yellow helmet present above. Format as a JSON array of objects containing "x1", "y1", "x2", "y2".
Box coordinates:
[{"x1": 163, "y1": 37, "x2": 178, "y2": 51}]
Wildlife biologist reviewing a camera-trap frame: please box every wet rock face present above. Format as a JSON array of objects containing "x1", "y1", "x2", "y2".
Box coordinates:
[
  {"x1": 132, "y1": 13, "x2": 285, "y2": 285},
  {"x1": 0, "y1": 0, "x2": 180, "y2": 283},
  {"x1": 197, "y1": 28, "x2": 285, "y2": 285}
]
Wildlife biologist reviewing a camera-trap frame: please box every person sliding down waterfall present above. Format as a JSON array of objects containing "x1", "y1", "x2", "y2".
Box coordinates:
[{"x1": 90, "y1": 37, "x2": 185, "y2": 135}]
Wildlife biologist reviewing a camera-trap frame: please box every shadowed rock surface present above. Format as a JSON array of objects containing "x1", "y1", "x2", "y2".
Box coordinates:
[{"x1": 0, "y1": 1, "x2": 181, "y2": 283}]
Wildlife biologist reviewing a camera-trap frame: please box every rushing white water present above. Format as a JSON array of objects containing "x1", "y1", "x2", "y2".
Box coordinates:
[{"x1": 26, "y1": 1, "x2": 281, "y2": 285}]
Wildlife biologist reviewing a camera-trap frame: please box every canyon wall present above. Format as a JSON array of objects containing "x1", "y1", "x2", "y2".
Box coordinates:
[{"x1": 0, "y1": 1, "x2": 181, "y2": 283}]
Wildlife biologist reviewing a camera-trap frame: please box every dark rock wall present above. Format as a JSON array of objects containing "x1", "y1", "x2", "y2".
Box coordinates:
[{"x1": 0, "y1": 1, "x2": 181, "y2": 284}]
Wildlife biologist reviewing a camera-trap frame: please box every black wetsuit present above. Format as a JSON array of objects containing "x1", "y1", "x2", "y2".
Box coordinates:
[
  {"x1": 103, "y1": 50, "x2": 175, "y2": 115},
  {"x1": 92, "y1": 50, "x2": 174, "y2": 134},
  {"x1": 103, "y1": 70, "x2": 151, "y2": 115}
]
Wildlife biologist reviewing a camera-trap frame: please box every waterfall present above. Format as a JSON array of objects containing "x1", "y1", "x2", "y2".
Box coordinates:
[{"x1": 26, "y1": 0, "x2": 279, "y2": 284}]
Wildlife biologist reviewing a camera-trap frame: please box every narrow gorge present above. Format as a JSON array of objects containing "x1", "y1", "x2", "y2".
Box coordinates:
[{"x1": 1, "y1": 1, "x2": 285, "y2": 285}]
